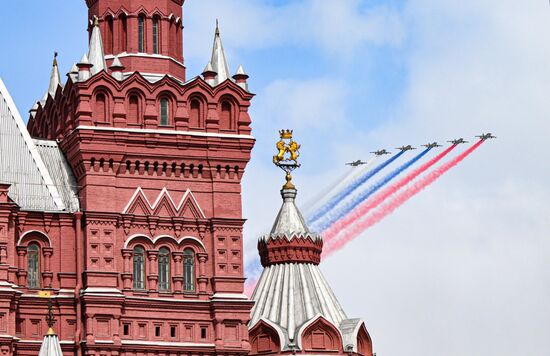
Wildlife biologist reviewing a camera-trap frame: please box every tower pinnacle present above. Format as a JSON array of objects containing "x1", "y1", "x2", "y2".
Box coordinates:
[
  {"x1": 88, "y1": 15, "x2": 106, "y2": 75},
  {"x1": 42, "y1": 52, "x2": 62, "y2": 101},
  {"x1": 208, "y1": 20, "x2": 230, "y2": 86}
]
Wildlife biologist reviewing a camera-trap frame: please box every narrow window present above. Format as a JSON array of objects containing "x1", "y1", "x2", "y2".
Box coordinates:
[
  {"x1": 200, "y1": 327, "x2": 207, "y2": 339},
  {"x1": 106, "y1": 16, "x2": 114, "y2": 54},
  {"x1": 133, "y1": 246, "x2": 145, "y2": 290},
  {"x1": 153, "y1": 17, "x2": 160, "y2": 54},
  {"x1": 160, "y1": 98, "x2": 170, "y2": 126},
  {"x1": 123, "y1": 323, "x2": 130, "y2": 336},
  {"x1": 170, "y1": 325, "x2": 177, "y2": 338},
  {"x1": 120, "y1": 14, "x2": 128, "y2": 52},
  {"x1": 183, "y1": 249, "x2": 195, "y2": 292},
  {"x1": 129, "y1": 95, "x2": 139, "y2": 124},
  {"x1": 138, "y1": 15, "x2": 145, "y2": 52},
  {"x1": 158, "y1": 247, "x2": 171, "y2": 291},
  {"x1": 27, "y1": 244, "x2": 40, "y2": 289},
  {"x1": 96, "y1": 93, "x2": 107, "y2": 122},
  {"x1": 189, "y1": 99, "x2": 201, "y2": 128},
  {"x1": 220, "y1": 101, "x2": 232, "y2": 130},
  {"x1": 155, "y1": 325, "x2": 161, "y2": 337}
]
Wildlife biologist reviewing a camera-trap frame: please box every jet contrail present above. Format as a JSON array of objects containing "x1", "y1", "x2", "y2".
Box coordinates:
[
  {"x1": 323, "y1": 140, "x2": 484, "y2": 257},
  {"x1": 302, "y1": 156, "x2": 379, "y2": 217},
  {"x1": 307, "y1": 151, "x2": 405, "y2": 226},
  {"x1": 323, "y1": 144, "x2": 458, "y2": 244},
  {"x1": 311, "y1": 148, "x2": 432, "y2": 232}
]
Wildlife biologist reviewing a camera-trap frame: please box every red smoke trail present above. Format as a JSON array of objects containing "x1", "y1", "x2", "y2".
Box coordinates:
[
  {"x1": 323, "y1": 140, "x2": 484, "y2": 257},
  {"x1": 322, "y1": 144, "x2": 458, "y2": 244}
]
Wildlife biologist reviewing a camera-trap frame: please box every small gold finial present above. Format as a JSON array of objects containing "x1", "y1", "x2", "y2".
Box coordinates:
[
  {"x1": 93, "y1": 15, "x2": 100, "y2": 27},
  {"x1": 273, "y1": 130, "x2": 301, "y2": 190}
]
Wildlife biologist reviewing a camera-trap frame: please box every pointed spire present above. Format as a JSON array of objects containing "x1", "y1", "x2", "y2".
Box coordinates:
[
  {"x1": 208, "y1": 20, "x2": 230, "y2": 86},
  {"x1": 42, "y1": 52, "x2": 62, "y2": 101},
  {"x1": 110, "y1": 56, "x2": 125, "y2": 81},
  {"x1": 233, "y1": 64, "x2": 249, "y2": 91},
  {"x1": 202, "y1": 61, "x2": 217, "y2": 86},
  {"x1": 67, "y1": 63, "x2": 79, "y2": 82},
  {"x1": 88, "y1": 16, "x2": 107, "y2": 75},
  {"x1": 77, "y1": 54, "x2": 93, "y2": 82}
]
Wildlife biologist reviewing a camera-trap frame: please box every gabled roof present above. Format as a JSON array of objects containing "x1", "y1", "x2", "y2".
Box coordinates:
[{"x1": 0, "y1": 77, "x2": 77, "y2": 212}]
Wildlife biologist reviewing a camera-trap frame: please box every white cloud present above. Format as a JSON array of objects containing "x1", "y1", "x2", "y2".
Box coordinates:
[
  {"x1": 237, "y1": 0, "x2": 550, "y2": 355},
  {"x1": 184, "y1": 0, "x2": 404, "y2": 61}
]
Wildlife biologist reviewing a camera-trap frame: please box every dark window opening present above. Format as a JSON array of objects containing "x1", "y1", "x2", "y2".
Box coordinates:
[
  {"x1": 138, "y1": 15, "x2": 145, "y2": 52},
  {"x1": 155, "y1": 325, "x2": 161, "y2": 337},
  {"x1": 201, "y1": 327, "x2": 207, "y2": 339},
  {"x1": 123, "y1": 323, "x2": 130, "y2": 336},
  {"x1": 170, "y1": 326, "x2": 177, "y2": 338}
]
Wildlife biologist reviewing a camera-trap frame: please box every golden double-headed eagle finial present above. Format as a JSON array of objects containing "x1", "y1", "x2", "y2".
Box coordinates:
[{"x1": 273, "y1": 130, "x2": 301, "y2": 189}]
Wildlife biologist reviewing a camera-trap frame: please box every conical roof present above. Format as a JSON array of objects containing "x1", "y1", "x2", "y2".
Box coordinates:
[
  {"x1": 88, "y1": 17, "x2": 107, "y2": 75},
  {"x1": 38, "y1": 332, "x2": 63, "y2": 356},
  {"x1": 42, "y1": 53, "x2": 62, "y2": 101},
  {"x1": 208, "y1": 20, "x2": 230, "y2": 86}
]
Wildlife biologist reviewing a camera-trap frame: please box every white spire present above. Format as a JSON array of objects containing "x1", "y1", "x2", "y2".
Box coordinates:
[
  {"x1": 42, "y1": 52, "x2": 62, "y2": 101},
  {"x1": 38, "y1": 333, "x2": 64, "y2": 356},
  {"x1": 88, "y1": 16, "x2": 107, "y2": 75},
  {"x1": 209, "y1": 20, "x2": 230, "y2": 86}
]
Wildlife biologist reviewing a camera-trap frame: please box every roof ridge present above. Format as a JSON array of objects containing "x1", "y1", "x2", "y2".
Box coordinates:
[{"x1": 0, "y1": 77, "x2": 66, "y2": 210}]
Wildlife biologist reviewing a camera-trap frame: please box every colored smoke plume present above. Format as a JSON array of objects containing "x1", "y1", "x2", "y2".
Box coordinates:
[
  {"x1": 323, "y1": 144, "x2": 457, "y2": 244},
  {"x1": 307, "y1": 151, "x2": 405, "y2": 226},
  {"x1": 312, "y1": 148, "x2": 432, "y2": 232},
  {"x1": 323, "y1": 140, "x2": 484, "y2": 257},
  {"x1": 302, "y1": 156, "x2": 379, "y2": 217}
]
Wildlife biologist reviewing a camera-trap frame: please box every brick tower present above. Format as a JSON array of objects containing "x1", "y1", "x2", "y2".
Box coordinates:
[{"x1": 0, "y1": 0, "x2": 254, "y2": 355}]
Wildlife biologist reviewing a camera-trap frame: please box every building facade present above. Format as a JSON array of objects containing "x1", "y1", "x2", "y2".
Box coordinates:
[{"x1": 0, "y1": 0, "x2": 255, "y2": 355}]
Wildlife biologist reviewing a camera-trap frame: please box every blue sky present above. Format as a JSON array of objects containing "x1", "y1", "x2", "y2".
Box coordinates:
[{"x1": 1, "y1": 1, "x2": 550, "y2": 355}]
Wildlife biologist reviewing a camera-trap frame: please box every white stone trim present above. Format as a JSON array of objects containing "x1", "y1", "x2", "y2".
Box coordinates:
[
  {"x1": 75, "y1": 125, "x2": 254, "y2": 140},
  {"x1": 121, "y1": 340, "x2": 215, "y2": 347}
]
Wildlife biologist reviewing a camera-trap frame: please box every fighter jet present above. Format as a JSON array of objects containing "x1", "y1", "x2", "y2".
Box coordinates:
[
  {"x1": 370, "y1": 149, "x2": 391, "y2": 156},
  {"x1": 448, "y1": 138, "x2": 468, "y2": 145},
  {"x1": 422, "y1": 142, "x2": 442, "y2": 148},
  {"x1": 345, "y1": 160, "x2": 368, "y2": 167},
  {"x1": 396, "y1": 145, "x2": 416, "y2": 152},
  {"x1": 476, "y1": 133, "x2": 496, "y2": 140}
]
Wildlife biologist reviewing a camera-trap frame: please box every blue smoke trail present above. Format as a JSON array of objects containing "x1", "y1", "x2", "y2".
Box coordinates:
[
  {"x1": 307, "y1": 151, "x2": 405, "y2": 226},
  {"x1": 311, "y1": 148, "x2": 433, "y2": 232}
]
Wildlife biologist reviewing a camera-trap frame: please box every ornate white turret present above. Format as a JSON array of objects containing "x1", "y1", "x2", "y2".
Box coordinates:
[{"x1": 248, "y1": 131, "x2": 373, "y2": 356}]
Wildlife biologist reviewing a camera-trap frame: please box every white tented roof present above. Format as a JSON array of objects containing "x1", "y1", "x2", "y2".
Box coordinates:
[
  {"x1": 38, "y1": 333, "x2": 64, "y2": 356},
  {"x1": 0, "y1": 77, "x2": 79, "y2": 212}
]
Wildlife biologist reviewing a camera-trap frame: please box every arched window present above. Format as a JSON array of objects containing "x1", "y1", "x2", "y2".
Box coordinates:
[
  {"x1": 158, "y1": 247, "x2": 171, "y2": 291},
  {"x1": 220, "y1": 101, "x2": 232, "y2": 130},
  {"x1": 120, "y1": 14, "x2": 128, "y2": 52},
  {"x1": 138, "y1": 15, "x2": 145, "y2": 53},
  {"x1": 160, "y1": 98, "x2": 170, "y2": 126},
  {"x1": 27, "y1": 244, "x2": 40, "y2": 289},
  {"x1": 189, "y1": 99, "x2": 201, "y2": 128},
  {"x1": 128, "y1": 94, "x2": 140, "y2": 124},
  {"x1": 133, "y1": 246, "x2": 145, "y2": 290},
  {"x1": 96, "y1": 93, "x2": 107, "y2": 122},
  {"x1": 183, "y1": 249, "x2": 195, "y2": 292},
  {"x1": 153, "y1": 16, "x2": 160, "y2": 54}
]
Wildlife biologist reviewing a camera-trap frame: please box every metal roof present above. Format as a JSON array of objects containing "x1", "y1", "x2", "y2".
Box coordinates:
[
  {"x1": 0, "y1": 77, "x2": 74, "y2": 212},
  {"x1": 250, "y1": 187, "x2": 363, "y2": 351},
  {"x1": 34, "y1": 139, "x2": 80, "y2": 212},
  {"x1": 208, "y1": 20, "x2": 231, "y2": 86},
  {"x1": 38, "y1": 333, "x2": 64, "y2": 356}
]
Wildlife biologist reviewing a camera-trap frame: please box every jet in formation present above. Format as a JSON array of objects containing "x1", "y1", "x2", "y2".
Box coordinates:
[
  {"x1": 422, "y1": 142, "x2": 442, "y2": 148},
  {"x1": 346, "y1": 160, "x2": 368, "y2": 167},
  {"x1": 371, "y1": 149, "x2": 391, "y2": 156},
  {"x1": 396, "y1": 145, "x2": 417, "y2": 152},
  {"x1": 476, "y1": 133, "x2": 496, "y2": 140},
  {"x1": 448, "y1": 138, "x2": 468, "y2": 145}
]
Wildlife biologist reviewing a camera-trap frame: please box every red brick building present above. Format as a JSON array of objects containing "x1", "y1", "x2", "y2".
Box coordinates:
[
  {"x1": 0, "y1": 0, "x2": 254, "y2": 354},
  {"x1": 0, "y1": 1, "x2": 374, "y2": 355}
]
